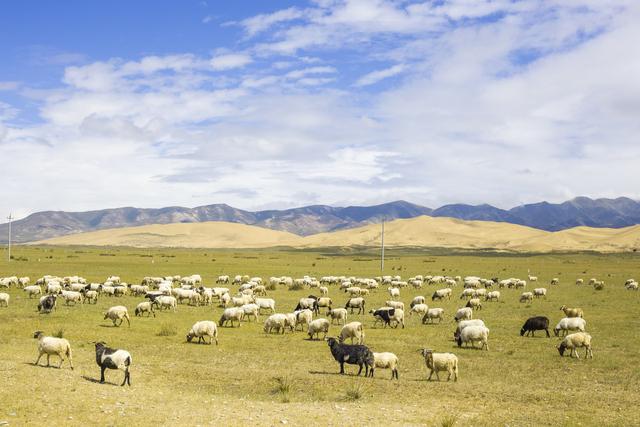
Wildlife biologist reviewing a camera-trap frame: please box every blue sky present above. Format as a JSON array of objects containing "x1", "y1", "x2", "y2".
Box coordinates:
[{"x1": 1, "y1": 0, "x2": 639, "y2": 219}]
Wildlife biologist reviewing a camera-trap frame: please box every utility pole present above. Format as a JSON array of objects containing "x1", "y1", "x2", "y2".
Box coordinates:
[
  {"x1": 7, "y1": 213, "x2": 13, "y2": 262},
  {"x1": 380, "y1": 219, "x2": 385, "y2": 272}
]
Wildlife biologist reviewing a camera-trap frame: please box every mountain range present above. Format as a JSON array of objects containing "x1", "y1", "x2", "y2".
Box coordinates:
[{"x1": 2, "y1": 197, "x2": 640, "y2": 244}]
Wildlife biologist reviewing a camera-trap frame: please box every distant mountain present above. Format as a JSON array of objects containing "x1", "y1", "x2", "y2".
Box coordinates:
[
  {"x1": 0, "y1": 200, "x2": 432, "y2": 243},
  {"x1": 2, "y1": 197, "x2": 640, "y2": 243}
]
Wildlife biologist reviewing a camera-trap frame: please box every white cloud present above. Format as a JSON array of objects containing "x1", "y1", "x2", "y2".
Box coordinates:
[
  {"x1": 354, "y1": 64, "x2": 405, "y2": 86},
  {"x1": 210, "y1": 53, "x2": 253, "y2": 70},
  {"x1": 240, "y1": 7, "x2": 306, "y2": 36}
]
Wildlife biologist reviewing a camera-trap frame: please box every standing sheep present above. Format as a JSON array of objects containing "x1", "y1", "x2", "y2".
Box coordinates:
[
  {"x1": 368, "y1": 352, "x2": 399, "y2": 380},
  {"x1": 104, "y1": 306, "x2": 131, "y2": 327},
  {"x1": 554, "y1": 317, "x2": 586, "y2": 337},
  {"x1": 339, "y1": 321, "x2": 365, "y2": 344},
  {"x1": 186, "y1": 321, "x2": 219, "y2": 345},
  {"x1": 327, "y1": 308, "x2": 348, "y2": 325},
  {"x1": 307, "y1": 318, "x2": 330, "y2": 340},
  {"x1": 94, "y1": 342, "x2": 132, "y2": 386},
  {"x1": 33, "y1": 331, "x2": 73, "y2": 370},
  {"x1": 325, "y1": 337, "x2": 374, "y2": 376},
  {"x1": 560, "y1": 305, "x2": 584, "y2": 318},
  {"x1": 0, "y1": 292, "x2": 9, "y2": 307},
  {"x1": 420, "y1": 349, "x2": 458, "y2": 382},
  {"x1": 456, "y1": 325, "x2": 489, "y2": 350},
  {"x1": 558, "y1": 332, "x2": 593, "y2": 359},
  {"x1": 134, "y1": 301, "x2": 155, "y2": 317}
]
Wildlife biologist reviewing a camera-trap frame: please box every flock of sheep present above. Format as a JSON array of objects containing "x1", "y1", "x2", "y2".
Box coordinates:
[{"x1": 1, "y1": 271, "x2": 635, "y2": 385}]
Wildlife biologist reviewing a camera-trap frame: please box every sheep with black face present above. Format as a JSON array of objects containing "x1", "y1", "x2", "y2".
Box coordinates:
[
  {"x1": 94, "y1": 342, "x2": 132, "y2": 386},
  {"x1": 325, "y1": 337, "x2": 374, "y2": 376}
]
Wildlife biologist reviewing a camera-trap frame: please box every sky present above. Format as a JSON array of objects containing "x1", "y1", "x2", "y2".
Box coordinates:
[{"x1": 1, "y1": 0, "x2": 639, "y2": 220}]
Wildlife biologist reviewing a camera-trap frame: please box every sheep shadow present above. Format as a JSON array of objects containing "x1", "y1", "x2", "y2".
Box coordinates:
[
  {"x1": 26, "y1": 362, "x2": 62, "y2": 369},
  {"x1": 308, "y1": 370, "x2": 368, "y2": 377},
  {"x1": 82, "y1": 375, "x2": 118, "y2": 386}
]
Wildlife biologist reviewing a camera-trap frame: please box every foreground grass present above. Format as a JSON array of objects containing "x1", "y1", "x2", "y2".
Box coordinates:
[{"x1": 0, "y1": 246, "x2": 639, "y2": 426}]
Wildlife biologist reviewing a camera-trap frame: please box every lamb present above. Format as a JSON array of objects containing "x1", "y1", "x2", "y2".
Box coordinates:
[
  {"x1": 339, "y1": 321, "x2": 365, "y2": 344},
  {"x1": 325, "y1": 337, "x2": 374, "y2": 376},
  {"x1": 519, "y1": 292, "x2": 533, "y2": 303},
  {"x1": 422, "y1": 308, "x2": 445, "y2": 324},
  {"x1": 465, "y1": 298, "x2": 482, "y2": 311},
  {"x1": 520, "y1": 316, "x2": 550, "y2": 337},
  {"x1": 345, "y1": 297, "x2": 366, "y2": 314},
  {"x1": 23, "y1": 285, "x2": 42, "y2": 298},
  {"x1": 134, "y1": 301, "x2": 155, "y2": 317},
  {"x1": 307, "y1": 318, "x2": 330, "y2": 340},
  {"x1": 420, "y1": 349, "x2": 458, "y2": 381},
  {"x1": 368, "y1": 352, "x2": 399, "y2": 380},
  {"x1": 431, "y1": 288, "x2": 452, "y2": 301},
  {"x1": 485, "y1": 291, "x2": 500, "y2": 302},
  {"x1": 409, "y1": 303, "x2": 429, "y2": 317},
  {"x1": 186, "y1": 320, "x2": 219, "y2": 345},
  {"x1": 456, "y1": 325, "x2": 489, "y2": 350},
  {"x1": 0, "y1": 292, "x2": 9, "y2": 307},
  {"x1": 554, "y1": 317, "x2": 586, "y2": 337},
  {"x1": 33, "y1": 331, "x2": 73, "y2": 369},
  {"x1": 557, "y1": 332, "x2": 593, "y2": 359},
  {"x1": 219, "y1": 307, "x2": 244, "y2": 327},
  {"x1": 104, "y1": 306, "x2": 131, "y2": 327},
  {"x1": 327, "y1": 308, "x2": 348, "y2": 325},
  {"x1": 454, "y1": 319, "x2": 486, "y2": 340},
  {"x1": 560, "y1": 305, "x2": 584, "y2": 318},
  {"x1": 454, "y1": 307, "x2": 473, "y2": 322},
  {"x1": 264, "y1": 313, "x2": 288, "y2": 334},
  {"x1": 95, "y1": 342, "x2": 131, "y2": 386},
  {"x1": 533, "y1": 288, "x2": 547, "y2": 298},
  {"x1": 153, "y1": 295, "x2": 177, "y2": 312}
]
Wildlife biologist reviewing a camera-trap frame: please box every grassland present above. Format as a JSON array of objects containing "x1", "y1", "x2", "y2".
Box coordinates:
[{"x1": 1, "y1": 246, "x2": 639, "y2": 426}]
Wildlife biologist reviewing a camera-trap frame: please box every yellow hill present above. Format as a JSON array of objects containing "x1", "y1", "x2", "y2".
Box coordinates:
[{"x1": 32, "y1": 216, "x2": 640, "y2": 252}]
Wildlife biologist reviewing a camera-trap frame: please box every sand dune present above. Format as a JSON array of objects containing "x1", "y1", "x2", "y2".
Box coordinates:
[{"x1": 32, "y1": 216, "x2": 640, "y2": 252}]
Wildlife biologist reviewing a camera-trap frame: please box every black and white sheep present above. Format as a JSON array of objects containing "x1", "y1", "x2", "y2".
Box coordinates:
[
  {"x1": 325, "y1": 337, "x2": 374, "y2": 376},
  {"x1": 94, "y1": 342, "x2": 132, "y2": 386},
  {"x1": 37, "y1": 295, "x2": 57, "y2": 313}
]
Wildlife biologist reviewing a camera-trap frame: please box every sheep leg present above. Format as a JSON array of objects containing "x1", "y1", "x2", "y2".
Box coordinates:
[
  {"x1": 100, "y1": 366, "x2": 107, "y2": 383},
  {"x1": 46, "y1": 354, "x2": 51, "y2": 367},
  {"x1": 545, "y1": 328, "x2": 550, "y2": 338},
  {"x1": 339, "y1": 362, "x2": 345, "y2": 375},
  {"x1": 35, "y1": 352, "x2": 43, "y2": 366}
]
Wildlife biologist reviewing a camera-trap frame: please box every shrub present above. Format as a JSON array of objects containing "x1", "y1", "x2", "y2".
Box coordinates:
[
  {"x1": 288, "y1": 283, "x2": 304, "y2": 291},
  {"x1": 53, "y1": 328, "x2": 65, "y2": 338},
  {"x1": 343, "y1": 382, "x2": 366, "y2": 401},
  {"x1": 157, "y1": 323, "x2": 177, "y2": 337},
  {"x1": 271, "y1": 376, "x2": 292, "y2": 403}
]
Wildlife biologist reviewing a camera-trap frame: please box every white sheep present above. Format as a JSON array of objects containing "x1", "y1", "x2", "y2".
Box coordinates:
[
  {"x1": 554, "y1": 317, "x2": 586, "y2": 337},
  {"x1": 454, "y1": 307, "x2": 473, "y2": 322},
  {"x1": 254, "y1": 297, "x2": 276, "y2": 313},
  {"x1": 319, "y1": 286, "x2": 329, "y2": 295},
  {"x1": 420, "y1": 349, "x2": 458, "y2": 381},
  {"x1": 385, "y1": 300, "x2": 405, "y2": 310},
  {"x1": 422, "y1": 308, "x2": 445, "y2": 324},
  {"x1": 410, "y1": 303, "x2": 429, "y2": 317},
  {"x1": 454, "y1": 319, "x2": 486, "y2": 340},
  {"x1": 388, "y1": 287, "x2": 400, "y2": 299},
  {"x1": 134, "y1": 301, "x2": 155, "y2": 317},
  {"x1": 533, "y1": 288, "x2": 547, "y2": 298},
  {"x1": 154, "y1": 295, "x2": 177, "y2": 312},
  {"x1": 339, "y1": 321, "x2": 364, "y2": 344},
  {"x1": 294, "y1": 309, "x2": 314, "y2": 331},
  {"x1": 61, "y1": 290, "x2": 83, "y2": 305},
  {"x1": 519, "y1": 292, "x2": 533, "y2": 303},
  {"x1": 369, "y1": 352, "x2": 399, "y2": 380},
  {"x1": 81, "y1": 289, "x2": 99, "y2": 304},
  {"x1": 456, "y1": 325, "x2": 489, "y2": 350},
  {"x1": 264, "y1": 313, "x2": 288, "y2": 334},
  {"x1": 307, "y1": 318, "x2": 330, "y2": 340},
  {"x1": 327, "y1": 308, "x2": 348, "y2": 325},
  {"x1": 558, "y1": 332, "x2": 593, "y2": 358},
  {"x1": 104, "y1": 306, "x2": 131, "y2": 327},
  {"x1": 186, "y1": 320, "x2": 219, "y2": 345},
  {"x1": 219, "y1": 307, "x2": 244, "y2": 327},
  {"x1": 240, "y1": 303, "x2": 260, "y2": 322},
  {"x1": 33, "y1": 331, "x2": 73, "y2": 369},
  {"x1": 23, "y1": 285, "x2": 42, "y2": 298},
  {"x1": 0, "y1": 292, "x2": 9, "y2": 307},
  {"x1": 485, "y1": 291, "x2": 500, "y2": 302}
]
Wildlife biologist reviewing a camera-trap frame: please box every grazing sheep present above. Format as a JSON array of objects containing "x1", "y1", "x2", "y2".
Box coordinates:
[
  {"x1": 219, "y1": 307, "x2": 244, "y2": 327},
  {"x1": 327, "y1": 308, "x2": 348, "y2": 325},
  {"x1": 485, "y1": 291, "x2": 500, "y2": 302},
  {"x1": 554, "y1": 317, "x2": 586, "y2": 337},
  {"x1": 307, "y1": 318, "x2": 330, "y2": 340},
  {"x1": 94, "y1": 342, "x2": 131, "y2": 386},
  {"x1": 0, "y1": 292, "x2": 9, "y2": 307},
  {"x1": 576, "y1": 278, "x2": 584, "y2": 285},
  {"x1": 369, "y1": 352, "x2": 399, "y2": 380},
  {"x1": 294, "y1": 309, "x2": 314, "y2": 331},
  {"x1": 454, "y1": 319, "x2": 486, "y2": 340},
  {"x1": 325, "y1": 337, "x2": 374, "y2": 376},
  {"x1": 37, "y1": 295, "x2": 57, "y2": 313},
  {"x1": 61, "y1": 290, "x2": 83, "y2": 305},
  {"x1": 560, "y1": 305, "x2": 584, "y2": 318},
  {"x1": 23, "y1": 285, "x2": 42, "y2": 298},
  {"x1": 33, "y1": 331, "x2": 73, "y2": 369},
  {"x1": 81, "y1": 288, "x2": 98, "y2": 304},
  {"x1": 533, "y1": 288, "x2": 547, "y2": 298},
  {"x1": 410, "y1": 296, "x2": 425, "y2": 308},
  {"x1": 465, "y1": 298, "x2": 482, "y2": 311},
  {"x1": 420, "y1": 349, "x2": 458, "y2": 382},
  {"x1": 345, "y1": 297, "x2": 366, "y2": 315},
  {"x1": 104, "y1": 306, "x2": 131, "y2": 327},
  {"x1": 264, "y1": 313, "x2": 288, "y2": 334},
  {"x1": 422, "y1": 308, "x2": 445, "y2": 324},
  {"x1": 186, "y1": 321, "x2": 218, "y2": 345},
  {"x1": 454, "y1": 307, "x2": 473, "y2": 322},
  {"x1": 551, "y1": 278, "x2": 560, "y2": 286},
  {"x1": 520, "y1": 316, "x2": 550, "y2": 337},
  {"x1": 240, "y1": 303, "x2": 260, "y2": 322},
  {"x1": 432, "y1": 288, "x2": 452, "y2": 301},
  {"x1": 388, "y1": 287, "x2": 400, "y2": 299},
  {"x1": 339, "y1": 321, "x2": 365, "y2": 344},
  {"x1": 519, "y1": 292, "x2": 533, "y2": 303},
  {"x1": 370, "y1": 308, "x2": 405, "y2": 329},
  {"x1": 557, "y1": 332, "x2": 593, "y2": 359},
  {"x1": 625, "y1": 281, "x2": 639, "y2": 291},
  {"x1": 153, "y1": 295, "x2": 177, "y2": 312},
  {"x1": 46, "y1": 282, "x2": 62, "y2": 295},
  {"x1": 134, "y1": 301, "x2": 155, "y2": 317},
  {"x1": 410, "y1": 303, "x2": 429, "y2": 317},
  {"x1": 459, "y1": 288, "x2": 475, "y2": 300},
  {"x1": 456, "y1": 325, "x2": 490, "y2": 350},
  {"x1": 255, "y1": 297, "x2": 276, "y2": 313}
]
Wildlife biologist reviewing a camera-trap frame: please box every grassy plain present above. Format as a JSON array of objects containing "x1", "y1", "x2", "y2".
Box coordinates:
[{"x1": 0, "y1": 246, "x2": 639, "y2": 426}]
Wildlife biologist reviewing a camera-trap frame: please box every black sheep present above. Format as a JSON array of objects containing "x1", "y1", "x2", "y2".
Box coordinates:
[
  {"x1": 325, "y1": 337, "x2": 374, "y2": 376},
  {"x1": 520, "y1": 316, "x2": 550, "y2": 337},
  {"x1": 37, "y1": 295, "x2": 57, "y2": 313}
]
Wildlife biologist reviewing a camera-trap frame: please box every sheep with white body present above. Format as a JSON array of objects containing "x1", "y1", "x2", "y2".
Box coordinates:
[
  {"x1": 519, "y1": 292, "x2": 533, "y2": 303},
  {"x1": 186, "y1": 321, "x2": 219, "y2": 345},
  {"x1": 554, "y1": 317, "x2": 586, "y2": 337},
  {"x1": 264, "y1": 313, "x2": 288, "y2": 334},
  {"x1": 134, "y1": 301, "x2": 155, "y2": 317},
  {"x1": 454, "y1": 307, "x2": 473, "y2": 322},
  {"x1": 23, "y1": 285, "x2": 42, "y2": 298},
  {"x1": 81, "y1": 288, "x2": 99, "y2": 304},
  {"x1": 339, "y1": 321, "x2": 365, "y2": 344},
  {"x1": 454, "y1": 319, "x2": 486, "y2": 340},
  {"x1": 385, "y1": 300, "x2": 405, "y2": 310},
  {"x1": 422, "y1": 308, "x2": 445, "y2": 324},
  {"x1": 368, "y1": 352, "x2": 399, "y2": 380},
  {"x1": 560, "y1": 305, "x2": 584, "y2": 318},
  {"x1": 432, "y1": 288, "x2": 452, "y2": 301},
  {"x1": 294, "y1": 309, "x2": 314, "y2": 331},
  {"x1": 485, "y1": 291, "x2": 500, "y2": 302},
  {"x1": 240, "y1": 303, "x2": 260, "y2": 322},
  {"x1": 104, "y1": 306, "x2": 131, "y2": 327},
  {"x1": 307, "y1": 318, "x2": 330, "y2": 340},
  {"x1": 254, "y1": 297, "x2": 276, "y2": 313},
  {"x1": 219, "y1": 307, "x2": 244, "y2": 327},
  {"x1": 153, "y1": 295, "x2": 177, "y2": 312},
  {"x1": 533, "y1": 288, "x2": 547, "y2": 298},
  {"x1": 557, "y1": 332, "x2": 593, "y2": 358},
  {"x1": 0, "y1": 292, "x2": 9, "y2": 307},
  {"x1": 420, "y1": 349, "x2": 458, "y2": 381},
  {"x1": 95, "y1": 342, "x2": 131, "y2": 386},
  {"x1": 456, "y1": 325, "x2": 490, "y2": 350},
  {"x1": 33, "y1": 331, "x2": 73, "y2": 369},
  {"x1": 410, "y1": 303, "x2": 429, "y2": 317},
  {"x1": 327, "y1": 308, "x2": 348, "y2": 325},
  {"x1": 61, "y1": 290, "x2": 83, "y2": 305},
  {"x1": 388, "y1": 287, "x2": 400, "y2": 299}
]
